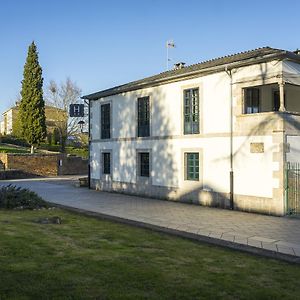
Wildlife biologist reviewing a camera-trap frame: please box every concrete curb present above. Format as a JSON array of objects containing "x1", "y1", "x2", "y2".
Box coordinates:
[{"x1": 51, "y1": 203, "x2": 300, "y2": 265}]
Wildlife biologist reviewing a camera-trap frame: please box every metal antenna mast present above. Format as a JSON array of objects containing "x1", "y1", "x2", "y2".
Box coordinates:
[{"x1": 166, "y1": 40, "x2": 175, "y2": 70}]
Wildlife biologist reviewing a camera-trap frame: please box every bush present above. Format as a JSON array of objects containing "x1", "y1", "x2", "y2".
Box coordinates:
[
  {"x1": 0, "y1": 136, "x2": 30, "y2": 147},
  {"x1": 0, "y1": 185, "x2": 49, "y2": 210}
]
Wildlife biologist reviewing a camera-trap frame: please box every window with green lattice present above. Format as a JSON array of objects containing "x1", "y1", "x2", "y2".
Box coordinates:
[
  {"x1": 137, "y1": 97, "x2": 150, "y2": 137},
  {"x1": 101, "y1": 103, "x2": 110, "y2": 139},
  {"x1": 183, "y1": 88, "x2": 199, "y2": 134},
  {"x1": 185, "y1": 152, "x2": 199, "y2": 181},
  {"x1": 102, "y1": 152, "x2": 111, "y2": 175}
]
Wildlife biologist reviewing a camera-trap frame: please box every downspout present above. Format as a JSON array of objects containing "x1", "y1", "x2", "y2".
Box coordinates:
[
  {"x1": 85, "y1": 99, "x2": 91, "y2": 189},
  {"x1": 225, "y1": 66, "x2": 234, "y2": 210}
]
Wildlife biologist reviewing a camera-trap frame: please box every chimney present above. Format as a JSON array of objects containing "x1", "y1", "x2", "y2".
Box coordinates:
[{"x1": 174, "y1": 62, "x2": 186, "y2": 70}]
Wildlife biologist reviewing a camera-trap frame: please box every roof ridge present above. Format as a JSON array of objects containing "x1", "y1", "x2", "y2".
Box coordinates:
[{"x1": 158, "y1": 46, "x2": 280, "y2": 76}]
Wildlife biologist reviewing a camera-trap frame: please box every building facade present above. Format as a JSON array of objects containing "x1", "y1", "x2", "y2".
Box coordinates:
[
  {"x1": 83, "y1": 47, "x2": 300, "y2": 216},
  {"x1": 0, "y1": 105, "x2": 66, "y2": 136}
]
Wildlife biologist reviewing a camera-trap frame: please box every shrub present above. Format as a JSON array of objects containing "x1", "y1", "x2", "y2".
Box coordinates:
[
  {"x1": 0, "y1": 136, "x2": 30, "y2": 147},
  {"x1": 0, "y1": 185, "x2": 49, "y2": 210}
]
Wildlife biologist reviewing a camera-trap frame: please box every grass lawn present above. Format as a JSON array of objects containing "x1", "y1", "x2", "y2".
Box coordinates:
[
  {"x1": 0, "y1": 209, "x2": 299, "y2": 299},
  {"x1": 0, "y1": 143, "x2": 88, "y2": 158},
  {"x1": 0, "y1": 145, "x2": 29, "y2": 154}
]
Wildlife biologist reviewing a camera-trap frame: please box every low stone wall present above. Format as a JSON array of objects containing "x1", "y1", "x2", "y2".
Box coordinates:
[
  {"x1": 0, "y1": 170, "x2": 41, "y2": 180},
  {"x1": 0, "y1": 153, "x2": 8, "y2": 169},
  {"x1": 58, "y1": 155, "x2": 88, "y2": 175},
  {"x1": 0, "y1": 153, "x2": 88, "y2": 176},
  {"x1": 6, "y1": 154, "x2": 58, "y2": 176}
]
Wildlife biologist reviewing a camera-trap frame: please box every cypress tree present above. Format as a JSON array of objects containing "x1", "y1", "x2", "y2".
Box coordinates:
[{"x1": 19, "y1": 41, "x2": 46, "y2": 153}]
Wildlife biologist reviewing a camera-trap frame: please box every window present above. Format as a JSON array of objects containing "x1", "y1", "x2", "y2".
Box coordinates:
[
  {"x1": 273, "y1": 90, "x2": 286, "y2": 112},
  {"x1": 139, "y1": 152, "x2": 150, "y2": 177},
  {"x1": 183, "y1": 88, "x2": 199, "y2": 134},
  {"x1": 244, "y1": 88, "x2": 259, "y2": 114},
  {"x1": 102, "y1": 152, "x2": 111, "y2": 174},
  {"x1": 185, "y1": 153, "x2": 199, "y2": 181},
  {"x1": 137, "y1": 97, "x2": 150, "y2": 137},
  {"x1": 101, "y1": 103, "x2": 110, "y2": 139}
]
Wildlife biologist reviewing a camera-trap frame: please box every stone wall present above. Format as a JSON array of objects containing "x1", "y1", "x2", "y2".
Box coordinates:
[
  {"x1": 0, "y1": 154, "x2": 8, "y2": 169},
  {"x1": 0, "y1": 169, "x2": 40, "y2": 180},
  {"x1": 0, "y1": 153, "x2": 88, "y2": 176},
  {"x1": 58, "y1": 155, "x2": 88, "y2": 175}
]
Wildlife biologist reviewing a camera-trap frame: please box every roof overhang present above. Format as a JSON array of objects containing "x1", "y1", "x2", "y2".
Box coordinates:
[{"x1": 82, "y1": 49, "x2": 300, "y2": 101}]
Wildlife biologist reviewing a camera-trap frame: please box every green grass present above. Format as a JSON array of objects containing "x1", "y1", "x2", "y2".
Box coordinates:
[
  {"x1": 0, "y1": 145, "x2": 29, "y2": 154},
  {"x1": 39, "y1": 144, "x2": 88, "y2": 158},
  {"x1": 0, "y1": 209, "x2": 299, "y2": 299},
  {"x1": 66, "y1": 147, "x2": 88, "y2": 158},
  {"x1": 0, "y1": 143, "x2": 87, "y2": 158}
]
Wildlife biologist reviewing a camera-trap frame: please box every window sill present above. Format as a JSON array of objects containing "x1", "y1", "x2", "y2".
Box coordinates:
[{"x1": 238, "y1": 111, "x2": 300, "y2": 117}]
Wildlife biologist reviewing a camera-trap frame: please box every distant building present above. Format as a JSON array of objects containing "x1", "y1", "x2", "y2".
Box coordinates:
[{"x1": 0, "y1": 104, "x2": 66, "y2": 136}]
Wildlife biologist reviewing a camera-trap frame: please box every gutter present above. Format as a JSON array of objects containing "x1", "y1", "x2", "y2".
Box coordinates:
[{"x1": 83, "y1": 99, "x2": 91, "y2": 189}]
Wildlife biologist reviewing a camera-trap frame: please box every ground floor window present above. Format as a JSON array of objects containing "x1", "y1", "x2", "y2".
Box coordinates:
[
  {"x1": 102, "y1": 152, "x2": 111, "y2": 174},
  {"x1": 185, "y1": 152, "x2": 199, "y2": 181},
  {"x1": 139, "y1": 152, "x2": 150, "y2": 177}
]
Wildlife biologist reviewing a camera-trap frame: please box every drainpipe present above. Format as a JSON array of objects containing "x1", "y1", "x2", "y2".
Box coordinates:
[
  {"x1": 225, "y1": 66, "x2": 234, "y2": 210},
  {"x1": 85, "y1": 99, "x2": 91, "y2": 189}
]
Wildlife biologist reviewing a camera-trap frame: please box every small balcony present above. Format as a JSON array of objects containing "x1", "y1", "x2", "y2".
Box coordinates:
[{"x1": 236, "y1": 83, "x2": 300, "y2": 135}]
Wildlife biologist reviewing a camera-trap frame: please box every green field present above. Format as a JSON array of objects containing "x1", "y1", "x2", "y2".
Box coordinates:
[
  {"x1": 0, "y1": 145, "x2": 29, "y2": 154},
  {"x1": 0, "y1": 209, "x2": 299, "y2": 299},
  {"x1": 0, "y1": 143, "x2": 88, "y2": 158}
]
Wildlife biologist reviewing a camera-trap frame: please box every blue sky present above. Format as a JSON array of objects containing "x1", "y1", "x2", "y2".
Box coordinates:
[{"x1": 0, "y1": 0, "x2": 299, "y2": 113}]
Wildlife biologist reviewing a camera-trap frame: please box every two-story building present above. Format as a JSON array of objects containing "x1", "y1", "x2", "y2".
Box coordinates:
[{"x1": 83, "y1": 47, "x2": 300, "y2": 216}]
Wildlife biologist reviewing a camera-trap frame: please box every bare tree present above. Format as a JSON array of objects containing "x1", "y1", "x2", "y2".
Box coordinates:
[{"x1": 45, "y1": 78, "x2": 87, "y2": 151}]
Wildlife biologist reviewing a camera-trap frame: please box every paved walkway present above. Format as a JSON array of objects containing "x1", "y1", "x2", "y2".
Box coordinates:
[{"x1": 1, "y1": 177, "x2": 300, "y2": 261}]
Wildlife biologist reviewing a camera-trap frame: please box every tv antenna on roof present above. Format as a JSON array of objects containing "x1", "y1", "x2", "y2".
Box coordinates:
[{"x1": 166, "y1": 40, "x2": 176, "y2": 71}]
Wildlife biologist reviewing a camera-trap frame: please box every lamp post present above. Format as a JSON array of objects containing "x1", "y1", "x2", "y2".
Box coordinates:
[{"x1": 78, "y1": 120, "x2": 85, "y2": 133}]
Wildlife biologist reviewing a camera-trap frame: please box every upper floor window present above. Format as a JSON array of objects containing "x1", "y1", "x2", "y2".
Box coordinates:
[
  {"x1": 137, "y1": 97, "x2": 150, "y2": 137},
  {"x1": 244, "y1": 88, "x2": 259, "y2": 114},
  {"x1": 183, "y1": 88, "x2": 199, "y2": 134},
  {"x1": 101, "y1": 103, "x2": 110, "y2": 139}
]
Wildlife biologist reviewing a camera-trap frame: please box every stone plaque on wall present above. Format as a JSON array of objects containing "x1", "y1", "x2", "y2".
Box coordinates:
[{"x1": 250, "y1": 142, "x2": 264, "y2": 153}]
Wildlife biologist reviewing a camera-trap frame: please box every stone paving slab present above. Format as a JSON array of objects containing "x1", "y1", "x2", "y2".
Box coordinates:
[{"x1": 1, "y1": 177, "x2": 300, "y2": 263}]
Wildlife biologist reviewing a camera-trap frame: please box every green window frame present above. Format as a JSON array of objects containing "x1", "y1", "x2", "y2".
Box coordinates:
[
  {"x1": 244, "y1": 88, "x2": 259, "y2": 114},
  {"x1": 184, "y1": 88, "x2": 199, "y2": 134},
  {"x1": 139, "y1": 152, "x2": 150, "y2": 177},
  {"x1": 102, "y1": 152, "x2": 111, "y2": 175},
  {"x1": 137, "y1": 97, "x2": 150, "y2": 137},
  {"x1": 101, "y1": 103, "x2": 111, "y2": 139},
  {"x1": 185, "y1": 152, "x2": 199, "y2": 181}
]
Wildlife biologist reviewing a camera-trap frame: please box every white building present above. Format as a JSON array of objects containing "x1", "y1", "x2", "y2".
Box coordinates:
[{"x1": 83, "y1": 47, "x2": 300, "y2": 216}]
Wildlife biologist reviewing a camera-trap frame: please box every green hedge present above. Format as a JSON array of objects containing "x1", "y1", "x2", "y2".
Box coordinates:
[{"x1": 0, "y1": 185, "x2": 49, "y2": 210}]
